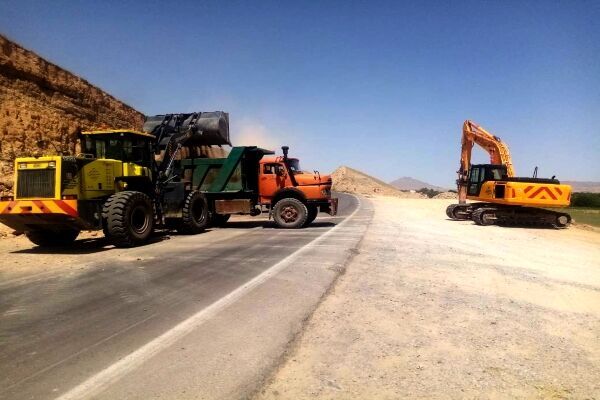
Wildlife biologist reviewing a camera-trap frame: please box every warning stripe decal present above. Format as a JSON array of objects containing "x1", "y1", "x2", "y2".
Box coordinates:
[
  {"x1": 524, "y1": 186, "x2": 534, "y2": 193},
  {"x1": 54, "y1": 200, "x2": 78, "y2": 217},
  {"x1": 0, "y1": 200, "x2": 78, "y2": 216},
  {"x1": 32, "y1": 200, "x2": 50, "y2": 214},
  {"x1": 528, "y1": 187, "x2": 557, "y2": 200},
  {"x1": 0, "y1": 201, "x2": 16, "y2": 214}
]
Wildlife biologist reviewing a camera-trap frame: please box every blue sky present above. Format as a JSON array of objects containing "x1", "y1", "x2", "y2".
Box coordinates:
[{"x1": 1, "y1": 0, "x2": 598, "y2": 186}]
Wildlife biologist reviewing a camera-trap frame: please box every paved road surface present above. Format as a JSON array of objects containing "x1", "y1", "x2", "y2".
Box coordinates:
[{"x1": 0, "y1": 193, "x2": 372, "y2": 400}]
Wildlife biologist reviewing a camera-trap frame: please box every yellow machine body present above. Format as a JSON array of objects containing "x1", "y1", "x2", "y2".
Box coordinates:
[
  {"x1": 0, "y1": 130, "x2": 153, "y2": 232},
  {"x1": 470, "y1": 180, "x2": 571, "y2": 207}
]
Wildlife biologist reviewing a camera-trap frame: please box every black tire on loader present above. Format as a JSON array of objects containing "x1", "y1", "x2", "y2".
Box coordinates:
[
  {"x1": 273, "y1": 198, "x2": 308, "y2": 229},
  {"x1": 103, "y1": 191, "x2": 154, "y2": 247},
  {"x1": 26, "y1": 229, "x2": 79, "y2": 247},
  {"x1": 303, "y1": 205, "x2": 318, "y2": 227},
  {"x1": 177, "y1": 191, "x2": 209, "y2": 234},
  {"x1": 211, "y1": 213, "x2": 231, "y2": 227}
]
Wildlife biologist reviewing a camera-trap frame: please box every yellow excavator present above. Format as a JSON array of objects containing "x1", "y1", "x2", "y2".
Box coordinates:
[{"x1": 446, "y1": 120, "x2": 572, "y2": 228}]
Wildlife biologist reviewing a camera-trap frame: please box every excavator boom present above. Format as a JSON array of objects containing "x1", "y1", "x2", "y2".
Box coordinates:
[{"x1": 458, "y1": 120, "x2": 515, "y2": 203}]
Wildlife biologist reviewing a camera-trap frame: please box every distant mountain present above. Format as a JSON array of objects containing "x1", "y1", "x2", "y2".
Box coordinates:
[
  {"x1": 563, "y1": 181, "x2": 600, "y2": 193},
  {"x1": 389, "y1": 177, "x2": 448, "y2": 192}
]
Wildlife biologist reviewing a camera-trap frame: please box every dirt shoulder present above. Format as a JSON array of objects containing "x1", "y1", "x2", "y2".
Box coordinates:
[{"x1": 257, "y1": 197, "x2": 600, "y2": 399}]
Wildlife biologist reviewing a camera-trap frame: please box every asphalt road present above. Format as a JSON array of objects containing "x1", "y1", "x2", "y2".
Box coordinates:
[{"x1": 0, "y1": 193, "x2": 371, "y2": 400}]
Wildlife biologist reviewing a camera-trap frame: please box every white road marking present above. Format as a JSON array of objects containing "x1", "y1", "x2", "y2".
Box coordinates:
[{"x1": 54, "y1": 196, "x2": 362, "y2": 400}]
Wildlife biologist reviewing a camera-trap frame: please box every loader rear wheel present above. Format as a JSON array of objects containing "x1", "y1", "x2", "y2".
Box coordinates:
[
  {"x1": 273, "y1": 198, "x2": 308, "y2": 229},
  {"x1": 104, "y1": 191, "x2": 154, "y2": 247},
  {"x1": 472, "y1": 208, "x2": 496, "y2": 226},
  {"x1": 26, "y1": 229, "x2": 79, "y2": 247},
  {"x1": 177, "y1": 191, "x2": 209, "y2": 234},
  {"x1": 303, "y1": 205, "x2": 318, "y2": 227}
]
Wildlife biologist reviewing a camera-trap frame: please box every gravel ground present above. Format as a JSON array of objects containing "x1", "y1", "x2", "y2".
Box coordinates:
[{"x1": 257, "y1": 197, "x2": 600, "y2": 399}]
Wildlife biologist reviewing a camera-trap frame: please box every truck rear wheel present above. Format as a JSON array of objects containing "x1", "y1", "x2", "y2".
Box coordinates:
[
  {"x1": 273, "y1": 198, "x2": 308, "y2": 229},
  {"x1": 303, "y1": 205, "x2": 318, "y2": 227},
  {"x1": 177, "y1": 191, "x2": 209, "y2": 234},
  {"x1": 104, "y1": 191, "x2": 154, "y2": 247},
  {"x1": 26, "y1": 229, "x2": 79, "y2": 247},
  {"x1": 211, "y1": 213, "x2": 231, "y2": 227}
]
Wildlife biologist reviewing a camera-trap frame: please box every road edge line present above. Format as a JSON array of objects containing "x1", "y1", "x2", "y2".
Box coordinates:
[{"x1": 54, "y1": 195, "x2": 363, "y2": 400}]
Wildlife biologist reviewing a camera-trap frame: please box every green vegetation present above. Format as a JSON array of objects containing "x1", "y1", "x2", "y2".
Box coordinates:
[
  {"x1": 571, "y1": 192, "x2": 600, "y2": 208},
  {"x1": 566, "y1": 193, "x2": 600, "y2": 227},
  {"x1": 416, "y1": 188, "x2": 442, "y2": 198}
]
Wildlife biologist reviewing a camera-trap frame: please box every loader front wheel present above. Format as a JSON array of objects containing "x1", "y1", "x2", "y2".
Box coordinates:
[
  {"x1": 273, "y1": 198, "x2": 308, "y2": 229},
  {"x1": 177, "y1": 191, "x2": 209, "y2": 234},
  {"x1": 104, "y1": 191, "x2": 154, "y2": 247},
  {"x1": 26, "y1": 229, "x2": 79, "y2": 247}
]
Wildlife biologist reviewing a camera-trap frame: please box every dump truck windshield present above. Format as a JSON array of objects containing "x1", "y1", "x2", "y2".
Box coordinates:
[{"x1": 288, "y1": 159, "x2": 302, "y2": 173}]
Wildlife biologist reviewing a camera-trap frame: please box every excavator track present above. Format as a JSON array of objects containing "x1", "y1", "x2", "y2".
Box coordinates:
[{"x1": 448, "y1": 203, "x2": 571, "y2": 228}]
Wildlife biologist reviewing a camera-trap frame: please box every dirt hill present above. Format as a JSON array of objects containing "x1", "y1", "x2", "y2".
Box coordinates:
[
  {"x1": 332, "y1": 166, "x2": 426, "y2": 198},
  {"x1": 433, "y1": 192, "x2": 457, "y2": 199},
  {"x1": 0, "y1": 35, "x2": 144, "y2": 194},
  {"x1": 389, "y1": 176, "x2": 447, "y2": 191}
]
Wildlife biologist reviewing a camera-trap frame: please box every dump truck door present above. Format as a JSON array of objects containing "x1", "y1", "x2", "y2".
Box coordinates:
[{"x1": 259, "y1": 163, "x2": 287, "y2": 201}]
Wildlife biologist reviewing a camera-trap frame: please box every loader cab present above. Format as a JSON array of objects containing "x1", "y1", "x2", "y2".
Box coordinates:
[
  {"x1": 80, "y1": 130, "x2": 154, "y2": 166},
  {"x1": 467, "y1": 164, "x2": 508, "y2": 196}
]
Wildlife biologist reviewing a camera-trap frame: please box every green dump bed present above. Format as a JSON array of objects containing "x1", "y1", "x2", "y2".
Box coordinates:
[{"x1": 181, "y1": 146, "x2": 274, "y2": 194}]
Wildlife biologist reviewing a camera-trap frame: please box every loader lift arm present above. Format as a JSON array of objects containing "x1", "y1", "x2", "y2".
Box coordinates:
[{"x1": 458, "y1": 120, "x2": 515, "y2": 204}]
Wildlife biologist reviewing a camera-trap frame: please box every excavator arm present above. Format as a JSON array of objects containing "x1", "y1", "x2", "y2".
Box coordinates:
[{"x1": 458, "y1": 120, "x2": 515, "y2": 203}]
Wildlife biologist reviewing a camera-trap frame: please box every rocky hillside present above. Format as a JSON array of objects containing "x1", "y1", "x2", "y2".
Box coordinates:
[
  {"x1": 0, "y1": 35, "x2": 144, "y2": 194},
  {"x1": 332, "y1": 166, "x2": 426, "y2": 198}
]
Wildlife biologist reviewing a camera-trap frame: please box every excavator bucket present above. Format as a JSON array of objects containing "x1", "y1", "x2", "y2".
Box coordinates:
[{"x1": 143, "y1": 112, "x2": 231, "y2": 147}]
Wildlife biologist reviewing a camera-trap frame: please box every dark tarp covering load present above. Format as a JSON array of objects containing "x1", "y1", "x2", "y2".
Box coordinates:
[{"x1": 143, "y1": 112, "x2": 231, "y2": 148}]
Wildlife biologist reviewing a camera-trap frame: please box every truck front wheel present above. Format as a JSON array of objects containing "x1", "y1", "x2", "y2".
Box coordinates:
[
  {"x1": 273, "y1": 198, "x2": 308, "y2": 229},
  {"x1": 303, "y1": 205, "x2": 318, "y2": 227},
  {"x1": 26, "y1": 229, "x2": 79, "y2": 247},
  {"x1": 177, "y1": 191, "x2": 209, "y2": 234},
  {"x1": 104, "y1": 191, "x2": 154, "y2": 247}
]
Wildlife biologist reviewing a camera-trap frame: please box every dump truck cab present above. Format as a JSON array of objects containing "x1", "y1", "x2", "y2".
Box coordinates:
[
  {"x1": 256, "y1": 146, "x2": 337, "y2": 228},
  {"x1": 258, "y1": 155, "x2": 334, "y2": 209}
]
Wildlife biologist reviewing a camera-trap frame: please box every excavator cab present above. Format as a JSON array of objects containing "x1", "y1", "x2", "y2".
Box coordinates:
[{"x1": 467, "y1": 164, "x2": 507, "y2": 196}]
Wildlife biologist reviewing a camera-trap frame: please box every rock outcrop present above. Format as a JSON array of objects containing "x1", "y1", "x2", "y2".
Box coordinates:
[
  {"x1": 0, "y1": 35, "x2": 144, "y2": 194},
  {"x1": 332, "y1": 166, "x2": 426, "y2": 198},
  {"x1": 433, "y1": 191, "x2": 457, "y2": 199}
]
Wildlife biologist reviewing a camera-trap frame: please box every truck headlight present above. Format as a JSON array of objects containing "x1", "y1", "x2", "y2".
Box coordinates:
[
  {"x1": 48, "y1": 161, "x2": 56, "y2": 168},
  {"x1": 18, "y1": 163, "x2": 27, "y2": 169}
]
